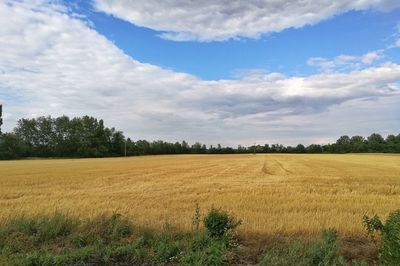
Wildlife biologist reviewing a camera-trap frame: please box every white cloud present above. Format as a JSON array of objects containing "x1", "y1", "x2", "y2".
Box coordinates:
[
  {"x1": 395, "y1": 38, "x2": 400, "y2": 47},
  {"x1": 307, "y1": 51, "x2": 383, "y2": 72},
  {"x1": 362, "y1": 51, "x2": 382, "y2": 64},
  {"x1": 0, "y1": 1, "x2": 399, "y2": 145},
  {"x1": 94, "y1": 0, "x2": 400, "y2": 41}
]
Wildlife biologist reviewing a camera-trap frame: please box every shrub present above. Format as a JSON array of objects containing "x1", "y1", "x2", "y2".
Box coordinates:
[
  {"x1": 363, "y1": 209, "x2": 400, "y2": 265},
  {"x1": 154, "y1": 235, "x2": 181, "y2": 263},
  {"x1": 1, "y1": 210, "x2": 241, "y2": 265},
  {"x1": 181, "y1": 236, "x2": 227, "y2": 266},
  {"x1": 203, "y1": 208, "x2": 241, "y2": 238},
  {"x1": 188, "y1": 231, "x2": 211, "y2": 251},
  {"x1": 308, "y1": 228, "x2": 346, "y2": 266}
]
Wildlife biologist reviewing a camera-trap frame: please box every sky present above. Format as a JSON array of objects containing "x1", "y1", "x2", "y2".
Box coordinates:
[{"x1": 0, "y1": 0, "x2": 399, "y2": 146}]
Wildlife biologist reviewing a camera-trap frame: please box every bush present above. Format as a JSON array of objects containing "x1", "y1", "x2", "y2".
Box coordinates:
[
  {"x1": 154, "y1": 235, "x2": 180, "y2": 263},
  {"x1": 363, "y1": 209, "x2": 400, "y2": 265},
  {"x1": 309, "y1": 228, "x2": 345, "y2": 266},
  {"x1": 181, "y1": 234, "x2": 227, "y2": 266},
  {"x1": 203, "y1": 208, "x2": 241, "y2": 238},
  {"x1": 0, "y1": 133, "x2": 27, "y2": 160}
]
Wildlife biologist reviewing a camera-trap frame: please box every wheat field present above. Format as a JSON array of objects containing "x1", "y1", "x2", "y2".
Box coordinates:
[{"x1": 0, "y1": 154, "x2": 399, "y2": 237}]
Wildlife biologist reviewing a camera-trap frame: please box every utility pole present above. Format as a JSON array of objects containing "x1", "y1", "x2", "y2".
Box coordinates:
[{"x1": 124, "y1": 139, "x2": 127, "y2": 157}]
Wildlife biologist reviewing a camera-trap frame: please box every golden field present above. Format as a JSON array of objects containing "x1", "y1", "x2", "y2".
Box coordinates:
[{"x1": 0, "y1": 154, "x2": 399, "y2": 237}]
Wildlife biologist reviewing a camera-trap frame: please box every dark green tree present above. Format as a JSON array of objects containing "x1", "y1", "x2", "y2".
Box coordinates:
[
  {"x1": 350, "y1": 135, "x2": 366, "y2": 152},
  {"x1": 0, "y1": 133, "x2": 27, "y2": 159},
  {"x1": 0, "y1": 104, "x2": 3, "y2": 134},
  {"x1": 367, "y1": 133, "x2": 385, "y2": 152}
]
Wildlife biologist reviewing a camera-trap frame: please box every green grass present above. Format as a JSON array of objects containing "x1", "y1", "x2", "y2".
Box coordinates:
[
  {"x1": 0, "y1": 209, "x2": 395, "y2": 265},
  {"x1": 0, "y1": 211, "x2": 237, "y2": 265}
]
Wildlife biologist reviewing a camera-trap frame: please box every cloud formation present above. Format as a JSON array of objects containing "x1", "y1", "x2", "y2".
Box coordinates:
[
  {"x1": 0, "y1": 1, "x2": 399, "y2": 145},
  {"x1": 94, "y1": 0, "x2": 400, "y2": 41},
  {"x1": 307, "y1": 51, "x2": 384, "y2": 72}
]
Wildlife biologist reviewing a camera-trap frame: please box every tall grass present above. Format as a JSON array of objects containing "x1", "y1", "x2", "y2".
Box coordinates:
[
  {"x1": 0, "y1": 209, "x2": 243, "y2": 265},
  {"x1": 1, "y1": 208, "x2": 387, "y2": 265}
]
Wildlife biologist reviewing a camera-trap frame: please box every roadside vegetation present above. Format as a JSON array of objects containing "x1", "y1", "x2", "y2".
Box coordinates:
[{"x1": 0, "y1": 208, "x2": 398, "y2": 265}]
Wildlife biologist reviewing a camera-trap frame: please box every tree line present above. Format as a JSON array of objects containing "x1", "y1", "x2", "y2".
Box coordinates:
[{"x1": 0, "y1": 115, "x2": 399, "y2": 160}]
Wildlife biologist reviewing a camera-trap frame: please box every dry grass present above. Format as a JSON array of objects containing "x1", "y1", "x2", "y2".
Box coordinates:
[{"x1": 0, "y1": 154, "x2": 399, "y2": 238}]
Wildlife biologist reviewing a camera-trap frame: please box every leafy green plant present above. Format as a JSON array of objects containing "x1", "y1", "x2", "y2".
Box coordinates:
[
  {"x1": 192, "y1": 203, "x2": 201, "y2": 231},
  {"x1": 363, "y1": 209, "x2": 400, "y2": 265},
  {"x1": 154, "y1": 236, "x2": 181, "y2": 264},
  {"x1": 204, "y1": 239, "x2": 227, "y2": 266},
  {"x1": 203, "y1": 208, "x2": 241, "y2": 238},
  {"x1": 308, "y1": 228, "x2": 346, "y2": 266}
]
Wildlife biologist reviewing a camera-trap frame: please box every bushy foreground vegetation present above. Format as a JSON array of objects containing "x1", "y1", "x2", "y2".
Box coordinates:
[
  {"x1": 0, "y1": 208, "x2": 398, "y2": 265},
  {"x1": 363, "y1": 210, "x2": 400, "y2": 265},
  {"x1": 0, "y1": 209, "x2": 240, "y2": 266},
  {"x1": 1, "y1": 115, "x2": 400, "y2": 160}
]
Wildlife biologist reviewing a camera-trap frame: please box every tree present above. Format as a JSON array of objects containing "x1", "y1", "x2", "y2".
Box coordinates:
[
  {"x1": 335, "y1": 135, "x2": 351, "y2": 153},
  {"x1": 367, "y1": 133, "x2": 385, "y2": 152},
  {"x1": 191, "y1": 142, "x2": 203, "y2": 153},
  {"x1": 350, "y1": 135, "x2": 366, "y2": 152},
  {"x1": 0, "y1": 133, "x2": 27, "y2": 159},
  {"x1": 110, "y1": 130, "x2": 125, "y2": 156},
  {"x1": 336, "y1": 135, "x2": 351, "y2": 145},
  {"x1": 181, "y1": 140, "x2": 189, "y2": 153},
  {"x1": 306, "y1": 144, "x2": 323, "y2": 153},
  {"x1": 385, "y1": 135, "x2": 398, "y2": 153},
  {"x1": 136, "y1": 140, "x2": 150, "y2": 155},
  {"x1": 295, "y1": 144, "x2": 306, "y2": 153},
  {"x1": 2, "y1": 114, "x2": 400, "y2": 159},
  {"x1": 0, "y1": 104, "x2": 3, "y2": 134}
]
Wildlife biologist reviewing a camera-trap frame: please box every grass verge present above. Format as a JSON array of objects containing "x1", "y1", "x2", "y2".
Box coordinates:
[{"x1": 0, "y1": 209, "x2": 394, "y2": 265}]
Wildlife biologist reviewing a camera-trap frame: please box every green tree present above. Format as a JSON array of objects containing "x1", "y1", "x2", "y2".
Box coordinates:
[
  {"x1": 295, "y1": 144, "x2": 306, "y2": 153},
  {"x1": 367, "y1": 133, "x2": 385, "y2": 152},
  {"x1": 0, "y1": 104, "x2": 3, "y2": 134},
  {"x1": 350, "y1": 135, "x2": 366, "y2": 152},
  {"x1": 0, "y1": 133, "x2": 27, "y2": 159},
  {"x1": 336, "y1": 135, "x2": 351, "y2": 153}
]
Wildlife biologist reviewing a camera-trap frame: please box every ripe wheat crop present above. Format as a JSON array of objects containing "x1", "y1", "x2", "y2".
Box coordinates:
[{"x1": 0, "y1": 154, "x2": 399, "y2": 237}]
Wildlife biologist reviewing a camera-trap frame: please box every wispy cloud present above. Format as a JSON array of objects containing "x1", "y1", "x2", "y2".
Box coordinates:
[{"x1": 307, "y1": 51, "x2": 384, "y2": 72}]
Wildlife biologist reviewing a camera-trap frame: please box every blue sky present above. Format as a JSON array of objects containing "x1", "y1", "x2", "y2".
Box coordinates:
[
  {"x1": 1, "y1": 0, "x2": 400, "y2": 145},
  {"x1": 67, "y1": 1, "x2": 400, "y2": 80}
]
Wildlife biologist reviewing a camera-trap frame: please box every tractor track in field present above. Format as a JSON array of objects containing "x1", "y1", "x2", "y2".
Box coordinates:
[{"x1": 261, "y1": 157, "x2": 292, "y2": 175}]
